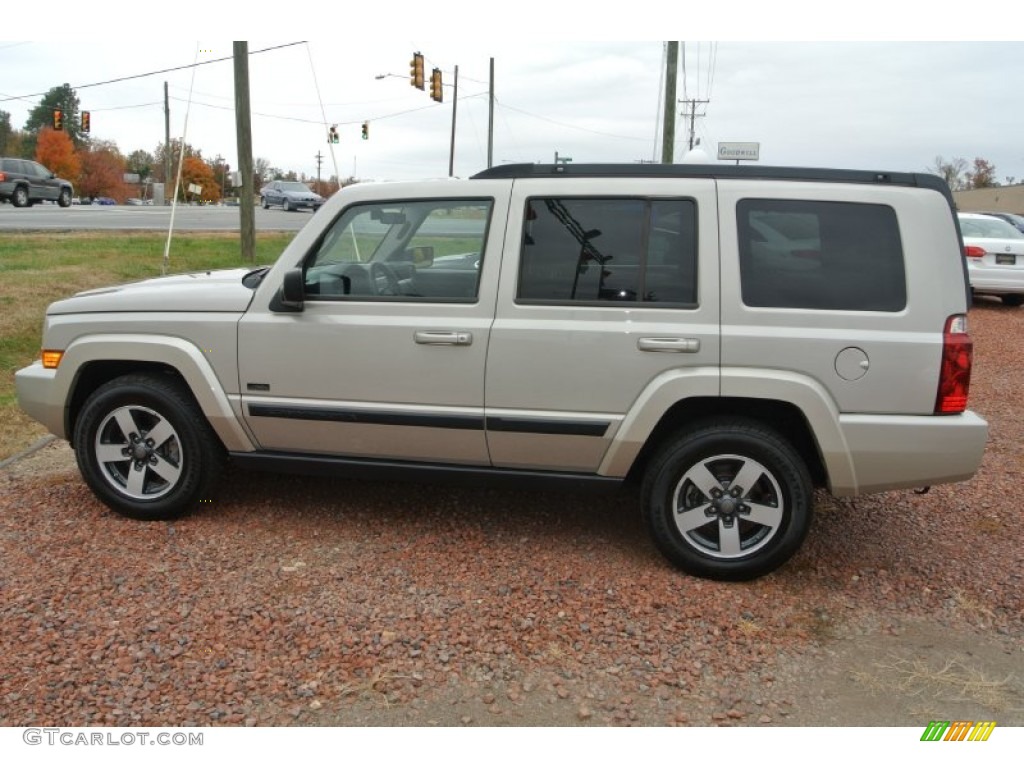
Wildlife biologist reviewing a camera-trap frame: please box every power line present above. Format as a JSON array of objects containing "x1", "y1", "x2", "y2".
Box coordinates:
[
  {"x1": 0, "y1": 42, "x2": 306, "y2": 104},
  {"x1": 169, "y1": 94, "x2": 445, "y2": 127},
  {"x1": 495, "y1": 99, "x2": 648, "y2": 143}
]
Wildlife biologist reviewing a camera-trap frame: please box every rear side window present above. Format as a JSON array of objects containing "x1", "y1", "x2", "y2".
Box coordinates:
[
  {"x1": 737, "y1": 199, "x2": 906, "y2": 311},
  {"x1": 518, "y1": 198, "x2": 698, "y2": 305}
]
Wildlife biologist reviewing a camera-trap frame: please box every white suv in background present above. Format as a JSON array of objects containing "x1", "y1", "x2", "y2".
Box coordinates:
[{"x1": 16, "y1": 163, "x2": 989, "y2": 580}]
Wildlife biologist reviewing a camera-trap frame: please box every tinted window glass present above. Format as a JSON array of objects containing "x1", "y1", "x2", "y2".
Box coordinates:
[
  {"x1": 738, "y1": 199, "x2": 906, "y2": 311},
  {"x1": 304, "y1": 199, "x2": 491, "y2": 302},
  {"x1": 518, "y1": 198, "x2": 697, "y2": 305}
]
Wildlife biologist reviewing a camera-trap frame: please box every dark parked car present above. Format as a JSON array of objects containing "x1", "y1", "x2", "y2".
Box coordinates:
[
  {"x1": 260, "y1": 180, "x2": 324, "y2": 212},
  {"x1": 976, "y1": 211, "x2": 1024, "y2": 235},
  {"x1": 0, "y1": 157, "x2": 74, "y2": 207}
]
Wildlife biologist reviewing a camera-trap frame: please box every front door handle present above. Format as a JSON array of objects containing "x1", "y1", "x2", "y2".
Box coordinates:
[
  {"x1": 414, "y1": 330, "x2": 473, "y2": 346},
  {"x1": 637, "y1": 337, "x2": 701, "y2": 353}
]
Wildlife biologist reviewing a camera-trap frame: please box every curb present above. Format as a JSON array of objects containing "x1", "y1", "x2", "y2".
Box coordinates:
[{"x1": 0, "y1": 435, "x2": 58, "y2": 470}]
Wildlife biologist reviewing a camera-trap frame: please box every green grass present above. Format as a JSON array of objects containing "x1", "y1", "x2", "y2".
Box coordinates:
[{"x1": 0, "y1": 231, "x2": 295, "y2": 460}]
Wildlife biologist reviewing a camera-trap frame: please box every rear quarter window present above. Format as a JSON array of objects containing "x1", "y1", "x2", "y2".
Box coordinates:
[{"x1": 737, "y1": 199, "x2": 906, "y2": 312}]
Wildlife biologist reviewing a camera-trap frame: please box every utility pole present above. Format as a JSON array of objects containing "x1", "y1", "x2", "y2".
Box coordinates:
[
  {"x1": 315, "y1": 151, "x2": 324, "y2": 191},
  {"x1": 661, "y1": 42, "x2": 678, "y2": 164},
  {"x1": 448, "y1": 65, "x2": 459, "y2": 177},
  {"x1": 680, "y1": 98, "x2": 710, "y2": 151},
  {"x1": 164, "y1": 82, "x2": 171, "y2": 202},
  {"x1": 233, "y1": 41, "x2": 255, "y2": 263},
  {"x1": 487, "y1": 58, "x2": 494, "y2": 168}
]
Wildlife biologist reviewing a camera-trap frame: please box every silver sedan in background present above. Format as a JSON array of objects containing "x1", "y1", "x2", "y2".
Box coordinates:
[{"x1": 259, "y1": 180, "x2": 324, "y2": 212}]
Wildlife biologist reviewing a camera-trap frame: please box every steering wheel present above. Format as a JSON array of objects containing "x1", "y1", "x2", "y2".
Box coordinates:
[{"x1": 369, "y1": 262, "x2": 402, "y2": 296}]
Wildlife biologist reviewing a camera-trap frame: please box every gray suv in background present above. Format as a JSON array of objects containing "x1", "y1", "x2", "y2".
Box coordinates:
[
  {"x1": 0, "y1": 157, "x2": 74, "y2": 207},
  {"x1": 15, "y1": 163, "x2": 988, "y2": 580}
]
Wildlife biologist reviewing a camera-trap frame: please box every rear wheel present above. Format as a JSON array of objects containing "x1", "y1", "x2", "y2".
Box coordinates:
[
  {"x1": 1001, "y1": 294, "x2": 1023, "y2": 307},
  {"x1": 12, "y1": 186, "x2": 29, "y2": 208},
  {"x1": 642, "y1": 420, "x2": 813, "y2": 581},
  {"x1": 73, "y1": 374, "x2": 224, "y2": 521}
]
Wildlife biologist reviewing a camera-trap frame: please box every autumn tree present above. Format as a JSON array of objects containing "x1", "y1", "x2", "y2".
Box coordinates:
[
  {"x1": 966, "y1": 157, "x2": 998, "y2": 189},
  {"x1": 179, "y1": 155, "x2": 220, "y2": 203},
  {"x1": 79, "y1": 141, "x2": 130, "y2": 201},
  {"x1": 206, "y1": 153, "x2": 231, "y2": 194},
  {"x1": 152, "y1": 139, "x2": 201, "y2": 184},
  {"x1": 35, "y1": 128, "x2": 81, "y2": 183},
  {"x1": 309, "y1": 178, "x2": 341, "y2": 198}
]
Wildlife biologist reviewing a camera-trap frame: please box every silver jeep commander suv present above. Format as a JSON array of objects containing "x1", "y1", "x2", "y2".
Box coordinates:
[{"x1": 15, "y1": 163, "x2": 988, "y2": 580}]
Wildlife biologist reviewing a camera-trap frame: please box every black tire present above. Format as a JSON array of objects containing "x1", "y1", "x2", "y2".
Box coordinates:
[
  {"x1": 282, "y1": 198, "x2": 293, "y2": 212},
  {"x1": 642, "y1": 420, "x2": 813, "y2": 581},
  {"x1": 12, "y1": 186, "x2": 30, "y2": 208},
  {"x1": 72, "y1": 374, "x2": 224, "y2": 521},
  {"x1": 58, "y1": 188, "x2": 72, "y2": 208},
  {"x1": 1001, "y1": 294, "x2": 1023, "y2": 307},
  {"x1": 261, "y1": 196, "x2": 269, "y2": 209}
]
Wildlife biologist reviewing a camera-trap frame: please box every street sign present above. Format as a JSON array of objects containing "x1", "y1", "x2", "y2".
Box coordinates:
[{"x1": 717, "y1": 142, "x2": 760, "y2": 162}]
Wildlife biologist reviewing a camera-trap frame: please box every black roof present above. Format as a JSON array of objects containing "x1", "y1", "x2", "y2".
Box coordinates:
[{"x1": 472, "y1": 162, "x2": 952, "y2": 199}]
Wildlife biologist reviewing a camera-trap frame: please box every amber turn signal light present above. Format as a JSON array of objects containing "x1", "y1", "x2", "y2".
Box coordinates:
[{"x1": 41, "y1": 350, "x2": 64, "y2": 369}]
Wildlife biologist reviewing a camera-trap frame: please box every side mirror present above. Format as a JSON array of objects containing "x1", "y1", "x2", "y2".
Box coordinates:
[
  {"x1": 277, "y1": 268, "x2": 305, "y2": 311},
  {"x1": 408, "y1": 245, "x2": 434, "y2": 267}
]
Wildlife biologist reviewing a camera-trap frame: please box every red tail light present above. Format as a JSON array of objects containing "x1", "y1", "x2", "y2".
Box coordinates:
[
  {"x1": 935, "y1": 314, "x2": 972, "y2": 414},
  {"x1": 964, "y1": 245, "x2": 986, "y2": 259},
  {"x1": 0, "y1": 172, "x2": 6, "y2": 182}
]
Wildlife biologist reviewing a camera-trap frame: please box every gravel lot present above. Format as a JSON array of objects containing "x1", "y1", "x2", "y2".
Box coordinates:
[{"x1": 1, "y1": 298, "x2": 1021, "y2": 727}]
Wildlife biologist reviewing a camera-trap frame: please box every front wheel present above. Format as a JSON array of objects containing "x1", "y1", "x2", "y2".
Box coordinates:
[
  {"x1": 261, "y1": 197, "x2": 269, "y2": 209},
  {"x1": 642, "y1": 421, "x2": 813, "y2": 581},
  {"x1": 73, "y1": 374, "x2": 224, "y2": 520},
  {"x1": 58, "y1": 188, "x2": 72, "y2": 207}
]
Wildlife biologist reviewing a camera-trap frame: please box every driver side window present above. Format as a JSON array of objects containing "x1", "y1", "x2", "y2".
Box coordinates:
[{"x1": 304, "y1": 199, "x2": 492, "y2": 302}]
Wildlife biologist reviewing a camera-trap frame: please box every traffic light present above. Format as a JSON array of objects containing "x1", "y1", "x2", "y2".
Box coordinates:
[
  {"x1": 410, "y1": 52, "x2": 424, "y2": 90},
  {"x1": 81, "y1": 111, "x2": 91, "y2": 133},
  {"x1": 430, "y1": 68, "x2": 443, "y2": 103},
  {"x1": 361, "y1": 122, "x2": 369, "y2": 140},
  {"x1": 328, "y1": 125, "x2": 339, "y2": 144},
  {"x1": 52, "y1": 109, "x2": 63, "y2": 130}
]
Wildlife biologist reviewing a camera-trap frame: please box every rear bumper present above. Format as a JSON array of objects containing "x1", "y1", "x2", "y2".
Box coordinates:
[
  {"x1": 830, "y1": 411, "x2": 988, "y2": 496},
  {"x1": 968, "y1": 265, "x2": 1024, "y2": 294}
]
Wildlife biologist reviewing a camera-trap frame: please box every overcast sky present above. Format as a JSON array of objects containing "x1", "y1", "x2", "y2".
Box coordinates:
[{"x1": 3, "y1": 8, "x2": 1022, "y2": 185}]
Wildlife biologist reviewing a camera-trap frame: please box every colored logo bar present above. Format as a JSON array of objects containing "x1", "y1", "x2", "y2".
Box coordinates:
[{"x1": 920, "y1": 720, "x2": 996, "y2": 741}]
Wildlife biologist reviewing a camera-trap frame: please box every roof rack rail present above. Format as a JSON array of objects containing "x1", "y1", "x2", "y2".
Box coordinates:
[{"x1": 470, "y1": 162, "x2": 949, "y2": 196}]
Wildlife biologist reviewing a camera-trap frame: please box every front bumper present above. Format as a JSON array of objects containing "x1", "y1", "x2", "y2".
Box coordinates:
[{"x1": 14, "y1": 361, "x2": 66, "y2": 439}]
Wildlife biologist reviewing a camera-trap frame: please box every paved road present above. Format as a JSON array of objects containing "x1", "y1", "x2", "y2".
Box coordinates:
[{"x1": 0, "y1": 203, "x2": 312, "y2": 232}]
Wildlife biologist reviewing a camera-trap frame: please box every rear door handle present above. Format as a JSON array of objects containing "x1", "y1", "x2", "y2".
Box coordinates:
[
  {"x1": 414, "y1": 330, "x2": 473, "y2": 346},
  {"x1": 637, "y1": 337, "x2": 701, "y2": 353}
]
